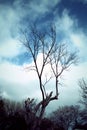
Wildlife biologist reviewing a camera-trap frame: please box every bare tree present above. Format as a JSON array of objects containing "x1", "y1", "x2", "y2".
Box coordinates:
[
  {"x1": 20, "y1": 24, "x2": 78, "y2": 122},
  {"x1": 78, "y1": 79, "x2": 87, "y2": 129},
  {"x1": 79, "y1": 78, "x2": 87, "y2": 108}
]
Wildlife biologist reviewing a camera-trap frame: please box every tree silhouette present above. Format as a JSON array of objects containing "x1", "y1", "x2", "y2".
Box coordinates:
[
  {"x1": 50, "y1": 105, "x2": 80, "y2": 130},
  {"x1": 78, "y1": 78, "x2": 87, "y2": 129},
  {"x1": 20, "y1": 23, "x2": 78, "y2": 123},
  {"x1": 79, "y1": 78, "x2": 87, "y2": 108}
]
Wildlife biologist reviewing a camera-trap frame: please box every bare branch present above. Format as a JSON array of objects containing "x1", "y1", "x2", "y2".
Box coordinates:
[
  {"x1": 24, "y1": 66, "x2": 36, "y2": 72},
  {"x1": 20, "y1": 23, "x2": 78, "y2": 120},
  {"x1": 78, "y1": 78, "x2": 87, "y2": 107}
]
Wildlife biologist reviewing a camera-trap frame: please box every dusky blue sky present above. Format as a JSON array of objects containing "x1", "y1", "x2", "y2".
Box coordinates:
[{"x1": 0, "y1": 0, "x2": 87, "y2": 112}]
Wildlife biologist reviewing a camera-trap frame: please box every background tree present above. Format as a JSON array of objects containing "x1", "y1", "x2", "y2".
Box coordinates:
[
  {"x1": 78, "y1": 78, "x2": 87, "y2": 129},
  {"x1": 49, "y1": 105, "x2": 80, "y2": 130},
  {"x1": 79, "y1": 78, "x2": 87, "y2": 108},
  {"x1": 20, "y1": 23, "x2": 78, "y2": 122}
]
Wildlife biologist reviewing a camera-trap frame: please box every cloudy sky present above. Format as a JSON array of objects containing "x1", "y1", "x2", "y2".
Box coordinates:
[{"x1": 0, "y1": 0, "x2": 87, "y2": 112}]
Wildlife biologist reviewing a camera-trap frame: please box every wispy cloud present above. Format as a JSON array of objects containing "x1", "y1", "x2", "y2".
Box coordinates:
[
  {"x1": 0, "y1": 3, "x2": 21, "y2": 59},
  {"x1": 0, "y1": 0, "x2": 61, "y2": 59},
  {"x1": 54, "y1": 9, "x2": 87, "y2": 62}
]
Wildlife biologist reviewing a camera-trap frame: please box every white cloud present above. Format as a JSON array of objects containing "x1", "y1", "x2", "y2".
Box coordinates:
[
  {"x1": 0, "y1": 52, "x2": 87, "y2": 105},
  {"x1": 0, "y1": 4, "x2": 22, "y2": 59},
  {"x1": 11, "y1": 0, "x2": 61, "y2": 24},
  {"x1": 70, "y1": 32, "x2": 87, "y2": 60},
  {"x1": 0, "y1": 39, "x2": 22, "y2": 58},
  {"x1": 0, "y1": 61, "x2": 38, "y2": 85},
  {"x1": 27, "y1": 0, "x2": 60, "y2": 14},
  {"x1": 55, "y1": 9, "x2": 87, "y2": 62},
  {"x1": 0, "y1": 4, "x2": 19, "y2": 40},
  {"x1": 70, "y1": 32, "x2": 87, "y2": 48},
  {"x1": 56, "y1": 9, "x2": 75, "y2": 32},
  {"x1": 0, "y1": 61, "x2": 40, "y2": 100}
]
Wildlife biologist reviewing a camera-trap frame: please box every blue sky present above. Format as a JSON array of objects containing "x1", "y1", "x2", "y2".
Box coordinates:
[{"x1": 0, "y1": 0, "x2": 87, "y2": 112}]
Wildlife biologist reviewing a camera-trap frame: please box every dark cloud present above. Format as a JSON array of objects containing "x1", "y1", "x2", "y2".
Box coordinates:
[
  {"x1": 0, "y1": 0, "x2": 86, "y2": 31},
  {"x1": 58, "y1": 0, "x2": 87, "y2": 31},
  {"x1": 0, "y1": 0, "x2": 15, "y2": 5}
]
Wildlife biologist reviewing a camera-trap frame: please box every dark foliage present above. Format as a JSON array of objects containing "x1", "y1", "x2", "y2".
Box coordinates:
[
  {"x1": 40, "y1": 118, "x2": 54, "y2": 130},
  {"x1": 0, "y1": 115, "x2": 27, "y2": 130},
  {"x1": 0, "y1": 97, "x2": 87, "y2": 130},
  {"x1": 0, "y1": 99, "x2": 27, "y2": 130},
  {"x1": 74, "y1": 124, "x2": 87, "y2": 130}
]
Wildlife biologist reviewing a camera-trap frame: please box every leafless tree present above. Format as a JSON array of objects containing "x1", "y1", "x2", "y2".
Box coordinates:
[
  {"x1": 20, "y1": 24, "x2": 78, "y2": 122},
  {"x1": 78, "y1": 78, "x2": 87, "y2": 129},
  {"x1": 79, "y1": 78, "x2": 87, "y2": 108}
]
